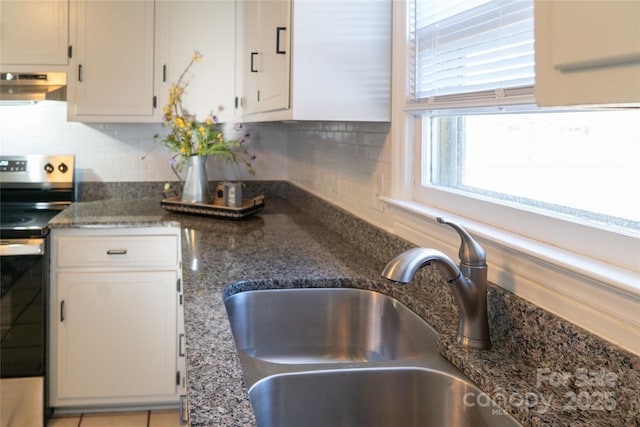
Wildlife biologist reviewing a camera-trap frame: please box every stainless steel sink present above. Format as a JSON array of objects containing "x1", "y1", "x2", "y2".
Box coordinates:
[
  {"x1": 224, "y1": 287, "x2": 522, "y2": 427},
  {"x1": 249, "y1": 367, "x2": 518, "y2": 427},
  {"x1": 224, "y1": 288, "x2": 438, "y2": 364}
]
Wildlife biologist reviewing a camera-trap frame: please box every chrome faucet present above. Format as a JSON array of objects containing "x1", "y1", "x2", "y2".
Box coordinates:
[{"x1": 382, "y1": 217, "x2": 491, "y2": 350}]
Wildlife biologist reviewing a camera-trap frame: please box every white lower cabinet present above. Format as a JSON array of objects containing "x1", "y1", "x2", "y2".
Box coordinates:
[{"x1": 49, "y1": 227, "x2": 185, "y2": 410}]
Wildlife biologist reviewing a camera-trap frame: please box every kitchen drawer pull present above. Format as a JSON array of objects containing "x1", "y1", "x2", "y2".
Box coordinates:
[
  {"x1": 276, "y1": 27, "x2": 287, "y2": 54},
  {"x1": 78, "y1": 64, "x2": 83, "y2": 82},
  {"x1": 106, "y1": 249, "x2": 127, "y2": 255},
  {"x1": 60, "y1": 300, "x2": 65, "y2": 322}
]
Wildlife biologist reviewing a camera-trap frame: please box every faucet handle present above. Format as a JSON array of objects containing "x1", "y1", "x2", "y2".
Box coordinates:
[{"x1": 436, "y1": 217, "x2": 486, "y2": 267}]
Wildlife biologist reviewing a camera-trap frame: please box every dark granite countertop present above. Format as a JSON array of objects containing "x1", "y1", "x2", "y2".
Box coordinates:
[
  {"x1": 49, "y1": 188, "x2": 639, "y2": 427},
  {"x1": 48, "y1": 198, "x2": 181, "y2": 229},
  {"x1": 50, "y1": 197, "x2": 384, "y2": 426}
]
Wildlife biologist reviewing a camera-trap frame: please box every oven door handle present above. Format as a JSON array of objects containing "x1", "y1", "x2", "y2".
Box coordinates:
[{"x1": 0, "y1": 239, "x2": 45, "y2": 256}]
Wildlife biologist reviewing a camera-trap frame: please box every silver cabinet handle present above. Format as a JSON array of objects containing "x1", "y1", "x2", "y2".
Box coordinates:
[
  {"x1": 0, "y1": 239, "x2": 44, "y2": 256},
  {"x1": 179, "y1": 395, "x2": 188, "y2": 425}
]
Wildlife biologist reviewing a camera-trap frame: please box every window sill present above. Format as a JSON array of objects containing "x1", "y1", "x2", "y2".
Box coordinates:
[{"x1": 380, "y1": 196, "x2": 640, "y2": 355}]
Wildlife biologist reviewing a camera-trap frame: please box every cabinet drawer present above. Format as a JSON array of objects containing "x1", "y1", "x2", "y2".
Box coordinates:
[{"x1": 56, "y1": 235, "x2": 178, "y2": 267}]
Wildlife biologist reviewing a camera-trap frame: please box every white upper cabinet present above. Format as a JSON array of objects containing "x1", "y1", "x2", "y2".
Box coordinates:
[
  {"x1": 236, "y1": 0, "x2": 391, "y2": 122},
  {"x1": 156, "y1": 1, "x2": 237, "y2": 123},
  {"x1": 535, "y1": 0, "x2": 640, "y2": 107},
  {"x1": 68, "y1": 0, "x2": 236, "y2": 123},
  {"x1": 0, "y1": 0, "x2": 69, "y2": 67},
  {"x1": 236, "y1": 0, "x2": 291, "y2": 116},
  {"x1": 67, "y1": 0, "x2": 155, "y2": 121}
]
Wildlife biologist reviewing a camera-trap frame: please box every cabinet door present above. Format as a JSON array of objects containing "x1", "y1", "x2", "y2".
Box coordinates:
[
  {"x1": 255, "y1": 0, "x2": 290, "y2": 113},
  {"x1": 238, "y1": 0, "x2": 290, "y2": 116},
  {"x1": 156, "y1": 1, "x2": 236, "y2": 123},
  {"x1": 69, "y1": 0, "x2": 154, "y2": 120},
  {"x1": 236, "y1": 0, "x2": 260, "y2": 115},
  {"x1": 236, "y1": 0, "x2": 391, "y2": 123},
  {"x1": 535, "y1": 0, "x2": 640, "y2": 106},
  {"x1": 0, "y1": 0, "x2": 69, "y2": 66},
  {"x1": 55, "y1": 271, "x2": 178, "y2": 402}
]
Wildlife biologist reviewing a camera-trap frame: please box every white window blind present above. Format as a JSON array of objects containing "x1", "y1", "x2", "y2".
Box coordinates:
[{"x1": 411, "y1": 0, "x2": 535, "y2": 108}]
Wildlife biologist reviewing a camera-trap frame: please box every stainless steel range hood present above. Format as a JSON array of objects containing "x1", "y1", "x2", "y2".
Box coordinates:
[{"x1": 0, "y1": 72, "x2": 67, "y2": 102}]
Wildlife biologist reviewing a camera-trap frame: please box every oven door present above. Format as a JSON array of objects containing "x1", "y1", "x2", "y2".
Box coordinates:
[{"x1": 1, "y1": 238, "x2": 46, "y2": 427}]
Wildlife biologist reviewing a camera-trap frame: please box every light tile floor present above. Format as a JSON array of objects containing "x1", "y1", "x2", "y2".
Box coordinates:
[{"x1": 47, "y1": 410, "x2": 182, "y2": 427}]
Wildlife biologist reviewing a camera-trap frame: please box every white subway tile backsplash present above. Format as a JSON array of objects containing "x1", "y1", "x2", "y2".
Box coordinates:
[
  {"x1": 283, "y1": 121, "x2": 391, "y2": 228},
  {"x1": 1, "y1": 103, "x2": 390, "y2": 226},
  {"x1": 0, "y1": 103, "x2": 289, "y2": 183}
]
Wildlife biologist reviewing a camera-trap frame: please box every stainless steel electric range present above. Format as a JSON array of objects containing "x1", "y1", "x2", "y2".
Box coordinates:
[{"x1": 0, "y1": 154, "x2": 75, "y2": 427}]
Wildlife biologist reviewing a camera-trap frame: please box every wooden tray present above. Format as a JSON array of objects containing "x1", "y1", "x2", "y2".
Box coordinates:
[{"x1": 161, "y1": 195, "x2": 265, "y2": 220}]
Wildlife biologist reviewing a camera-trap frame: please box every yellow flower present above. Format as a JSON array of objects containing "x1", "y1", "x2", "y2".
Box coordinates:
[{"x1": 158, "y1": 51, "x2": 256, "y2": 176}]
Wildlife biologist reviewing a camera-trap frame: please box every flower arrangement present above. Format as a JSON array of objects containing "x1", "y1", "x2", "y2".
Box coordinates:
[{"x1": 161, "y1": 51, "x2": 255, "y2": 176}]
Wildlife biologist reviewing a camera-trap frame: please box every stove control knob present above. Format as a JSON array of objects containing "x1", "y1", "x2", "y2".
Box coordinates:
[
  {"x1": 58, "y1": 163, "x2": 68, "y2": 173},
  {"x1": 44, "y1": 163, "x2": 55, "y2": 174}
]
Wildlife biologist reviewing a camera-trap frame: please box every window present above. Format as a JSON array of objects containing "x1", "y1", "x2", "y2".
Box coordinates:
[
  {"x1": 407, "y1": 0, "x2": 639, "y2": 251},
  {"x1": 411, "y1": 0, "x2": 534, "y2": 103},
  {"x1": 388, "y1": 0, "x2": 639, "y2": 353},
  {"x1": 423, "y1": 109, "x2": 640, "y2": 231}
]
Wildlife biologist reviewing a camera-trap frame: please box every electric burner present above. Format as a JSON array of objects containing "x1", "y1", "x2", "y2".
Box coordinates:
[
  {"x1": 1, "y1": 215, "x2": 34, "y2": 226},
  {"x1": 0, "y1": 155, "x2": 75, "y2": 239}
]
